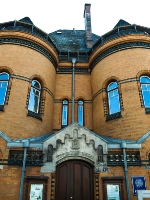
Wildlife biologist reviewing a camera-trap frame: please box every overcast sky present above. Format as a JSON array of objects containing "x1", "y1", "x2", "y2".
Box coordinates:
[{"x1": 0, "y1": 0, "x2": 150, "y2": 36}]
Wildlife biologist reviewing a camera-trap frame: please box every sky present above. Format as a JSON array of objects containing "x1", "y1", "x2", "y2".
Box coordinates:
[{"x1": 0, "y1": 0, "x2": 150, "y2": 36}]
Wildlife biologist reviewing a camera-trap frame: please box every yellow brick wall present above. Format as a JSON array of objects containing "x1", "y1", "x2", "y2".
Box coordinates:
[
  {"x1": 53, "y1": 73, "x2": 93, "y2": 130},
  {"x1": 0, "y1": 44, "x2": 56, "y2": 139},
  {"x1": 91, "y1": 48, "x2": 150, "y2": 140}
]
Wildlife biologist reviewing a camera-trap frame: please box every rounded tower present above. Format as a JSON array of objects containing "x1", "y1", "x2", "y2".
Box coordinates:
[
  {"x1": 91, "y1": 21, "x2": 150, "y2": 140},
  {"x1": 0, "y1": 18, "x2": 57, "y2": 138}
]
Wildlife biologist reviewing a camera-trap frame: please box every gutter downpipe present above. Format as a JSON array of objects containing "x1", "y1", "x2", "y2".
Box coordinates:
[
  {"x1": 72, "y1": 58, "x2": 76, "y2": 123},
  {"x1": 121, "y1": 142, "x2": 130, "y2": 200},
  {"x1": 19, "y1": 140, "x2": 29, "y2": 200}
]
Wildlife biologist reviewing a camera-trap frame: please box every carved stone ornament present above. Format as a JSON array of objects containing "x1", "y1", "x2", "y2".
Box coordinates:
[
  {"x1": 71, "y1": 139, "x2": 80, "y2": 149},
  {"x1": 41, "y1": 123, "x2": 108, "y2": 173}
]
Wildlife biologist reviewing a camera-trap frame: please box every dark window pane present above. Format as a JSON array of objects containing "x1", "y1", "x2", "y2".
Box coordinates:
[
  {"x1": 0, "y1": 73, "x2": 9, "y2": 80},
  {"x1": 63, "y1": 100, "x2": 68, "y2": 105},
  {"x1": 141, "y1": 85, "x2": 147, "y2": 90},
  {"x1": 107, "y1": 82, "x2": 120, "y2": 115},
  {"x1": 62, "y1": 104, "x2": 68, "y2": 125},
  {"x1": 0, "y1": 80, "x2": 8, "y2": 105},
  {"x1": 140, "y1": 76, "x2": 150, "y2": 83},
  {"x1": 31, "y1": 80, "x2": 41, "y2": 89},
  {"x1": 147, "y1": 85, "x2": 150, "y2": 90},
  {"x1": 78, "y1": 105, "x2": 83, "y2": 125},
  {"x1": 107, "y1": 82, "x2": 118, "y2": 91},
  {"x1": 140, "y1": 76, "x2": 150, "y2": 108},
  {"x1": 142, "y1": 91, "x2": 150, "y2": 107},
  {"x1": 28, "y1": 92, "x2": 40, "y2": 113},
  {"x1": 109, "y1": 94, "x2": 120, "y2": 114},
  {"x1": 2, "y1": 82, "x2": 8, "y2": 87},
  {"x1": 0, "y1": 87, "x2": 7, "y2": 104},
  {"x1": 28, "y1": 80, "x2": 41, "y2": 113},
  {"x1": 108, "y1": 91, "x2": 113, "y2": 98}
]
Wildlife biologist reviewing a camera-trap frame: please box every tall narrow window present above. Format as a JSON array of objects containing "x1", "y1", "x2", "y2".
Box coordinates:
[
  {"x1": 107, "y1": 82, "x2": 120, "y2": 115},
  {"x1": 47, "y1": 145, "x2": 53, "y2": 162},
  {"x1": 98, "y1": 145, "x2": 103, "y2": 162},
  {"x1": 0, "y1": 72, "x2": 9, "y2": 105},
  {"x1": 78, "y1": 100, "x2": 83, "y2": 125},
  {"x1": 140, "y1": 76, "x2": 150, "y2": 108},
  {"x1": 62, "y1": 100, "x2": 68, "y2": 126},
  {"x1": 28, "y1": 80, "x2": 41, "y2": 113}
]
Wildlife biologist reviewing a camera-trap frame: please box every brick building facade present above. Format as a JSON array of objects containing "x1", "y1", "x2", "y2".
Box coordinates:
[{"x1": 0, "y1": 4, "x2": 150, "y2": 200}]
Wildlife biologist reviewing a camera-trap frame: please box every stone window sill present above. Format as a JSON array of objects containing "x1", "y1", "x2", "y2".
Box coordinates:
[
  {"x1": 27, "y1": 110, "x2": 42, "y2": 121},
  {"x1": 106, "y1": 111, "x2": 121, "y2": 121},
  {"x1": 0, "y1": 105, "x2": 4, "y2": 111},
  {"x1": 145, "y1": 108, "x2": 150, "y2": 114}
]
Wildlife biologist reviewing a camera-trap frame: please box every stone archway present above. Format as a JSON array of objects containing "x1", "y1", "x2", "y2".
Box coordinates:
[{"x1": 42, "y1": 124, "x2": 108, "y2": 173}]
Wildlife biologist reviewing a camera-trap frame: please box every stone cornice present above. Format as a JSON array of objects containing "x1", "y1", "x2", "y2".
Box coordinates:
[
  {"x1": 0, "y1": 31, "x2": 58, "y2": 69},
  {"x1": 90, "y1": 35, "x2": 150, "y2": 71}
]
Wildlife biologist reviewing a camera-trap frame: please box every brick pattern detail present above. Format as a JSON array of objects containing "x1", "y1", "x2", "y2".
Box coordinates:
[
  {"x1": 50, "y1": 173, "x2": 55, "y2": 200},
  {"x1": 138, "y1": 84, "x2": 144, "y2": 108},
  {"x1": 94, "y1": 173, "x2": 100, "y2": 200},
  {"x1": 103, "y1": 97, "x2": 108, "y2": 116}
]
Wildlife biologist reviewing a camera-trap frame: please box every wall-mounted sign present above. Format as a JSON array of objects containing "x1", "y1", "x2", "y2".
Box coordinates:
[
  {"x1": 131, "y1": 176, "x2": 146, "y2": 196},
  {"x1": 106, "y1": 184, "x2": 120, "y2": 200},
  {"x1": 30, "y1": 184, "x2": 43, "y2": 200}
]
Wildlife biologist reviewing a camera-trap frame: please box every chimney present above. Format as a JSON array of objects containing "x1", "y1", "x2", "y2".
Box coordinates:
[{"x1": 84, "y1": 4, "x2": 92, "y2": 48}]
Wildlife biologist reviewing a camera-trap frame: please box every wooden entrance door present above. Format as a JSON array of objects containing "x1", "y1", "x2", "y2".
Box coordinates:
[{"x1": 55, "y1": 160, "x2": 94, "y2": 200}]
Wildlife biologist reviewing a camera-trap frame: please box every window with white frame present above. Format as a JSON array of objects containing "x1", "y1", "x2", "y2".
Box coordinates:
[
  {"x1": 107, "y1": 82, "x2": 120, "y2": 115},
  {"x1": 28, "y1": 80, "x2": 41, "y2": 113},
  {"x1": 0, "y1": 72, "x2": 9, "y2": 105},
  {"x1": 62, "y1": 100, "x2": 68, "y2": 126},
  {"x1": 78, "y1": 100, "x2": 83, "y2": 125},
  {"x1": 140, "y1": 76, "x2": 150, "y2": 108}
]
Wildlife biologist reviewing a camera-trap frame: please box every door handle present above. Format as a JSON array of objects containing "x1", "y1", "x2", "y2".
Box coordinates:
[{"x1": 70, "y1": 197, "x2": 73, "y2": 199}]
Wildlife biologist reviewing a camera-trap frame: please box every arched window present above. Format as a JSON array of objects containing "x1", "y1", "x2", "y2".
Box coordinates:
[
  {"x1": 107, "y1": 82, "x2": 120, "y2": 114},
  {"x1": 28, "y1": 80, "x2": 41, "y2": 113},
  {"x1": 78, "y1": 100, "x2": 84, "y2": 125},
  {"x1": 0, "y1": 72, "x2": 9, "y2": 105},
  {"x1": 140, "y1": 76, "x2": 150, "y2": 108},
  {"x1": 62, "y1": 100, "x2": 68, "y2": 126}
]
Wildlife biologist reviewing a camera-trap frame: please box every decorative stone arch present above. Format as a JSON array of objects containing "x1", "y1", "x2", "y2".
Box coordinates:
[
  {"x1": 30, "y1": 74, "x2": 47, "y2": 87},
  {"x1": 75, "y1": 96, "x2": 86, "y2": 101},
  {"x1": 60, "y1": 96, "x2": 70, "y2": 102},
  {"x1": 42, "y1": 124, "x2": 108, "y2": 173}
]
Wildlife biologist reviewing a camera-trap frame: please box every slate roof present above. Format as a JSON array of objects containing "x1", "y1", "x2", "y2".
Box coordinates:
[
  {"x1": 19, "y1": 17, "x2": 34, "y2": 25},
  {"x1": 113, "y1": 19, "x2": 131, "y2": 29},
  {"x1": 49, "y1": 30, "x2": 100, "y2": 52},
  {"x1": 13, "y1": 133, "x2": 54, "y2": 143},
  {"x1": 10, "y1": 123, "x2": 137, "y2": 145}
]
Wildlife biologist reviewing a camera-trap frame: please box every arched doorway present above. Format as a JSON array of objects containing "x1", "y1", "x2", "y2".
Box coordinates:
[{"x1": 55, "y1": 160, "x2": 94, "y2": 200}]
